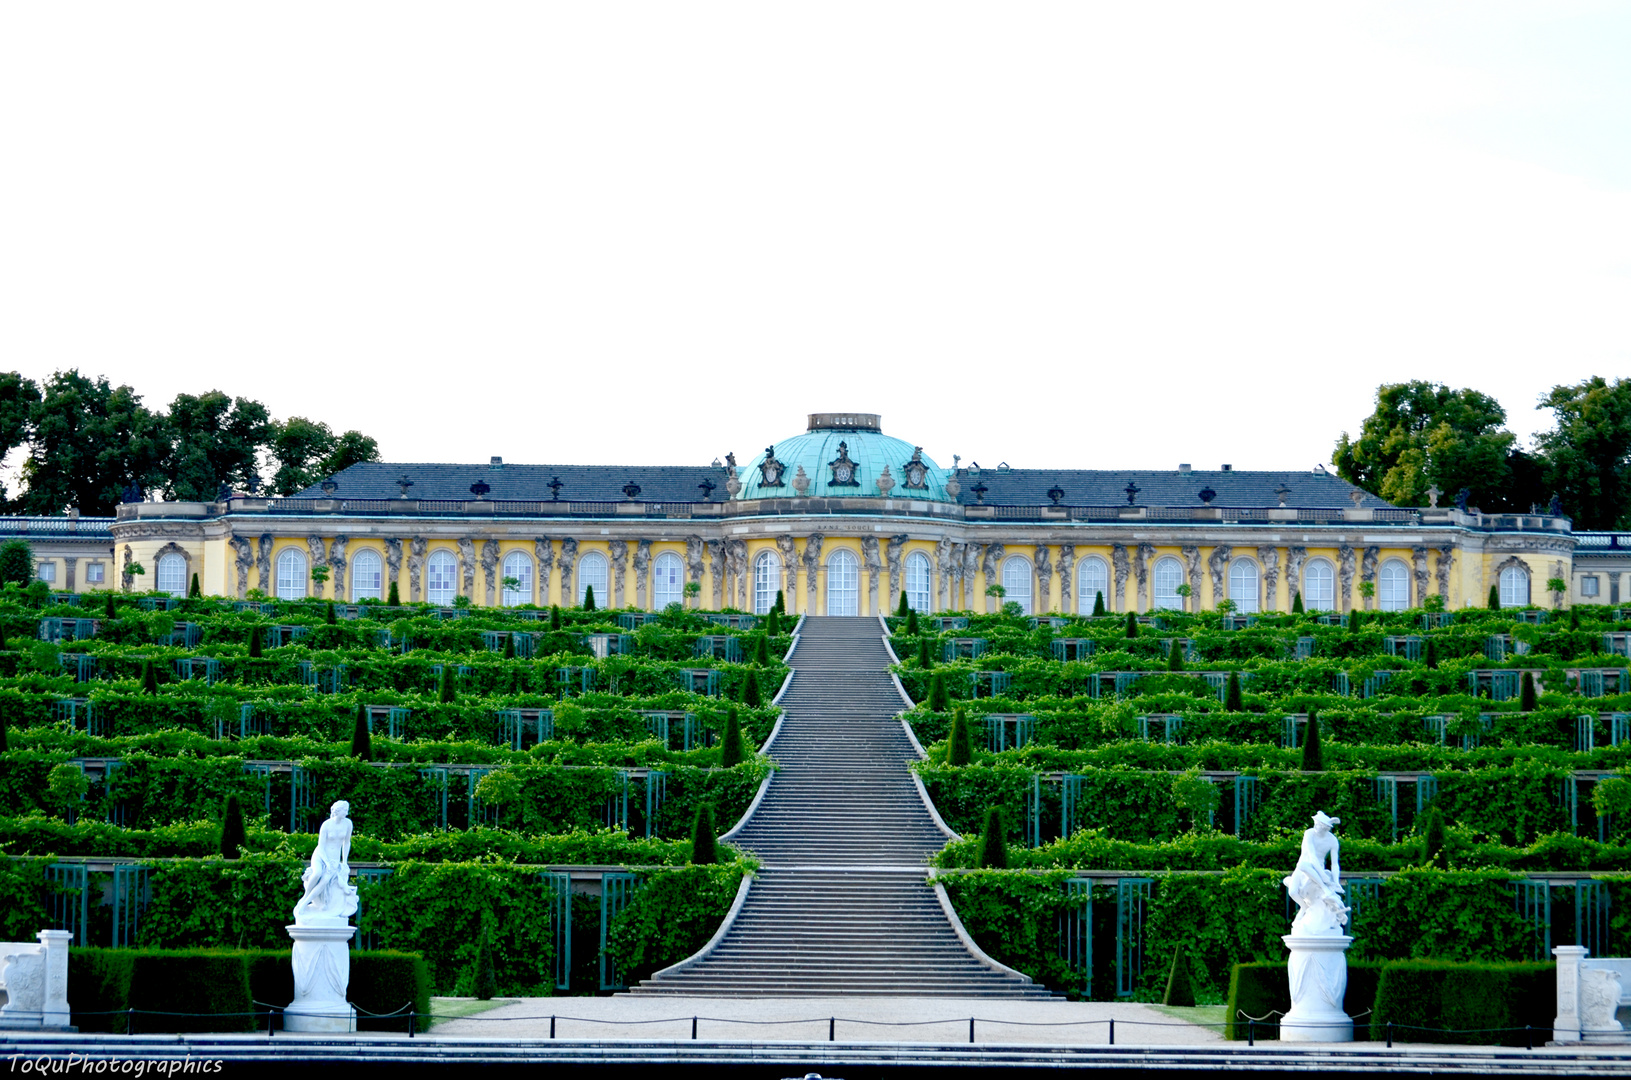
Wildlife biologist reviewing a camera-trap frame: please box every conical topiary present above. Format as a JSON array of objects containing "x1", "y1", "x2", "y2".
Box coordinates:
[
  {"x1": 917, "y1": 636, "x2": 932, "y2": 670},
  {"x1": 742, "y1": 673, "x2": 762, "y2": 708},
  {"x1": 1300, "y1": 707, "x2": 1323, "y2": 771},
  {"x1": 326, "y1": 601, "x2": 337, "y2": 625},
  {"x1": 438, "y1": 665, "x2": 456, "y2": 704},
  {"x1": 351, "y1": 703, "x2": 372, "y2": 761},
  {"x1": 1092, "y1": 591, "x2": 1105, "y2": 617},
  {"x1": 976, "y1": 807, "x2": 1009, "y2": 869},
  {"x1": 503, "y1": 632, "x2": 515, "y2": 659},
  {"x1": 1570, "y1": 606, "x2": 1581, "y2": 630},
  {"x1": 219, "y1": 794, "x2": 247, "y2": 859},
  {"x1": 755, "y1": 634, "x2": 769, "y2": 665},
  {"x1": 1347, "y1": 608, "x2": 1361, "y2": 632},
  {"x1": 386, "y1": 580, "x2": 401, "y2": 607},
  {"x1": 906, "y1": 609, "x2": 919, "y2": 636},
  {"x1": 1488, "y1": 584, "x2": 1500, "y2": 610},
  {"x1": 1424, "y1": 638, "x2": 1438, "y2": 669},
  {"x1": 774, "y1": 589, "x2": 785, "y2": 614},
  {"x1": 473, "y1": 921, "x2": 498, "y2": 1000},
  {"x1": 0, "y1": 709, "x2": 9, "y2": 753},
  {"x1": 929, "y1": 671, "x2": 949, "y2": 712},
  {"x1": 690, "y1": 804, "x2": 719, "y2": 865},
  {"x1": 1162, "y1": 944, "x2": 1196, "y2": 1006},
  {"x1": 897, "y1": 592, "x2": 910, "y2": 618},
  {"x1": 550, "y1": 605, "x2": 562, "y2": 630},
  {"x1": 1422, "y1": 806, "x2": 1448, "y2": 868},
  {"x1": 1224, "y1": 671, "x2": 1243, "y2": 711},
  {"x1": 1125, "y1": 611, "x2": 1138, "y2": 638},
  {"x1": 1291, "y1": 591, "x2": 1305, "y2": 614},
  {"x1": 1167, "y1": 639, "x2": 1185, "y2": 672},
  {"x1": 247, "y1": 626, "x2": 262, "y2": 658},
  {"x1": 104, "y1": 592, "x2": 116, "y2": 619},
  {"x1": 141, "y1": 659, "x2": 158, "y2": 695},
  {"x1": 1520, "y1": 671, "x2": 1537, "y2": 711},
  {"x1": 719, "y1": 706, "x2": 745, "y2": 766},
  {"x1": 582, "y1": 585, "x2": 596, "y2": 612},
  {"x1": 188, "y1": 573, "x2": 201, "y2": 599},
  {"x1": 765, "y1": 607, "x2": 780, "y2": 636},
  {"x1": 947, "y1": 707, "x2": 974, "y2": 765}
]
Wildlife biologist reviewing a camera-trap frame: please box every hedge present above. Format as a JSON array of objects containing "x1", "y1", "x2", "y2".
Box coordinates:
[
  {"x1": 1369, "y1": 960, "x2": 1556, "y2": 1046},
  {"x1": 1223, "y1": 961, "x2": 1383, "y2": 1040}
]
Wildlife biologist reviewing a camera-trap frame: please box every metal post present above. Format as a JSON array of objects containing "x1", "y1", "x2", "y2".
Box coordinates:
[
  {"x1": 1386, "y1": 1021, "x2": 1392, "y2": 1048},
  {"x1": 1246, "y1": 1019, "x2": 1253, "y2": 1046},
  {"x1": 829, "y1": 1017, "x2": 835, "y2": 1041},
  {"x1": 1526, "y1": 1025, "x2": 1532, "y2": 1050},
  {"x1": 551, "y1": 1015, "x2": 556, "y2": 1039},
  {"x1": 267, "y1": 1008, "x2": 275, "y2": 1036},
  {"x1": 969, "y1": 1017, "x2": 975, "y2": 1043},
  {"x1": 408, "y1": 1009, "x2": 416, "y2": 1038},
  {"x1": 127, "y1": 1007, "x2": 135, "y2": 1035},
  {"x1": 1109, "y1": 1018, "x2": 1114, "y2": 1045},
  {"x1": 692, "y1": 1016, "x2": 698, "y2": 1040}
]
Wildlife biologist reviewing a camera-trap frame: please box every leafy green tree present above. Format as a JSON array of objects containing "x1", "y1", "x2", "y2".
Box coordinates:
[
  {"x1": 719, "y1": 706, "x2": 745, "y2": 766},
  {"x1": 351, "y1": 703, "x2": 373, "y2": 761},
  {"x1": 325, "y1": 601, "x2": 337, "y2": 625},
  {"x1": 219, "y1": 795, "x2": 247, "y2": 858},
  {"x1": 550, "y1": 605, "x2": 562, "y2": 630},
  {"x1": 103, "y1": 592, "x2": 116, "y2": 619},
  {"x1": 1091, "y1": 591, "x2": 1105, "y2": 617},
  {"x1": 1124, "y1": 611, "x2": 1138, "y2": 638},
  {"x1": 1520, "y1": 671, "x2": 1537, "y2": 711},
  {"x1": 18, "y1": 370, "x2": 168, "y2": 515},
  {"x1": 976, "y1": 807, "x2": 1008, "y2": 868},
  {"x1": 472, "y1": 921, "x2": 498, "y2": 1000},
  {"x1": 438, "y1": 665, "x2": 456, "y2": 704},
  {"x1": 188, "y1": 573, "x2": 202, "y2": 599},
  {"x1": 1163, "y1": 945, "x2": 1197, "y2": 1007},
  {"x1": 247, "y1": 626, "x2": 262, "y2": 657},
  {"x1": 387, "y1": 581, "x2": 401, "y2": 607},
  {"x1": 1224, "y1": 671, "x2": 1243, "y2": 711},
  {"x1": 1167, "y1": 639, "x2": 1185, "y2": 672},
  {"x1": 160, "y1": 390, "x2": 273, "y2": 501},
  {"x1": 268, "y1": 417, "x2": 381, "y2": 496},
  {"x1": 897, "y1": 592, "x2": 910, "y2": 617},
  {"x1": 1291, "y1": 591, "x2": 1304, "y2": 614},
  {"x1": 0, "y1": 540, "x2": 33, "y2": 586},
  {"x1": 141, "y1": 659, "x2": 158, "y2": 695},
  {"x1": 917, "y1": 636, "x2": 932, "y2": 669},
  {"x1": 582, "y1": 585, "x2": 596, "y2": 612},
  {"x1": 1333, "y1": 381, "x2": 1514, "y2": 506},
  {"x1": 1534, "y1": 376, "x2": 1631, "y2": 529},
  {"x1": 1488, "y1": 584, "x2": 1500, "y2": 610},
  {"x1": 690, "y1": 805, "x2": 719, "y2": 865},
  {"x1": 1301, "y1": 708, "x2": 1323, "y2": 771},
  {"x1": 929, "y1": 672, "x2": 948, "y2": 712},
  {"x1": 0, "y1": 373, "x2": 40, "y2": 501},
  {"x1": 502, "y1": 632, "x2": 515, "y2": 659},
  {"x1": 906, "y1": 609, "x2": 919, "y2": 636},
  {"x1": 946, "y1": 707, "x2": 974, "y2": 765},
  {"x1": 1422, "y1": 807, "x2": 1448, "y2": 868}
]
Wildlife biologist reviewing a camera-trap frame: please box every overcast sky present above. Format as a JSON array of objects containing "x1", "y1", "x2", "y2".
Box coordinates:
[{"x1": 2, "y1": 1, "x2": 1628, "y2": 480}]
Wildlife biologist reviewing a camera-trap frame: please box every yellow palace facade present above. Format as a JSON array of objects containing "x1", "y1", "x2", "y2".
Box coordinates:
[{"x1": 109, "y1": 413, "x2": 1583, "y2": 615}]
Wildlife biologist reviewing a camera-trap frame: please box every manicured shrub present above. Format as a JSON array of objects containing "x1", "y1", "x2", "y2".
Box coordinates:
[
  {"x1": 104, "y1": 592, "x2": 117, "y2": 618},
  {"x1": 503, "y1": 632, "x2": 515, "y2": 659},
  {"x1": 1162, "y1": 944, "x2": 1196, "y2": 1006},
  {"x1": 1300, "y1": 707, "x2": 1323, "y2": 771},
  {"x1": 351, "y1": 703, "x2": 372, "y2": 761},
  {"x1": 127, "y1": 951, "x2": 255, "y2": 1033},
  {"x1": 247, "y1": 626, "x2": 262, "y2": 657},
  {"x1": 917, "y1": 636, "x2": 932, "y2": 669},
  {"x1": 929, "y1": 671, "x2": 949, "y2": 711},
  {"x1": 1347, "y1": 608, "x2": 1361, "y2": 631},
  {"x1": 976, "y1": 807, "x2": 1008, "y2": 868},
  {"x1": 946, "y1": 707, "x2": 974, "y2": 766},
  {"x1": 0, "y1": 540, "x2": 33, "y2": 587},
  {"x1": 1167, "y1": 639, "x2": 1185, "y2": 672},
  {"x1": 387, "y1": 581, "x2": 401, "y2": 607},
  {"x1": 1422, "y1": 807, "x2": 1448, "y2": 868},
  {"x1": 141, "y1": 660, "x2": 158, "y2": 695},
  {"x1": 219, "y1": 795, "x2": 246, "y2": 859},
  {"x1": 1520, "y1": 671, "x2": 1537, "y2": 711},
  {"x1": 326, "y1": 601, "x2": 337, "y2": 625},
  {"x1": 765, "y1": 608, "x2": 779, "y2": 636},
  {"x1": 1488, "y1": 585, "x2": 1500, "y2": 610},
  {"x1": 1291, "y1": 591, "x2": 1305, "y2": 614},
  {"x1": 906, "y1": 609, "x2": 919, "y2": 636},
  {"x1": 897, "y1": 592, "x2": 910, "y2": 617},
  {"x1": 754, "y1": 635, "x2": 769, "y2": 665},
  {"x1": 550, "y1": 605, "x2": 562, "y2": 630},
  {"x1": 1224, "y1": 671, "x2": 1243, "y2": 712},
  {"x1": 1424, "y1": 638, "x2": 1437, "y2": 669},
  {"x1": 1125, "y1": 611, "x2": 1138, "y2": 638},
  {"x1": 1092, "y1": 591, "x2": 1105, "y2": 617},
  {"x1": 719, "y1": 706, "x2": 744, "y2": 767},
  {"x1": 189, "y1": 573, "x2": 202, "y2": 599},
  {"x1": 0, "y1": 709, "x2": 6, "y2": 752},
  {"x1": 742, "y1": 672, "x2": 762, "y2": 708},
  {"x1": 438, "y1": 665, "x2": 456, "y2": 704},
  {"x1": 773, "y1": 590, "x2": 784, "y2": 614},
  {"x1": 1369, "y1": 960, "x2": 1554, "y2": 1046},
  {"x1": 690, "y1": 804, "x2": 718, "y2": 865},
  {"x1": 348, "y1": 951, "x2": 433, "y2": 1032},
  {"x1": 582, "y1": 585, "x2": 596, "y2": 612},
  {"x1": 1224, "y1": 961, "x2": 1383, "y2": 1040},
  {"x1": 472, "y1": 921, "x2": 498, "y2": 1001}
]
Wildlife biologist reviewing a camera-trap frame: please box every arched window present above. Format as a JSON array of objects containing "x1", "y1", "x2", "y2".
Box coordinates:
[
  {"x1": 578, "y1": 551, "x2": 608, "y2": 607},
  {"x1": 905, "y1": 551, "x2": 932, "y2": 612},
  {"x1": 652, "y1": 552, "x2": 684, "y2": 609},
  {"x1": 1152, "y1": 556, "x2": 1184, "y2": 610},
  {"x1": 826, "y1": 549, "x2": 858, "y2": 616},
  {"x1": 1078, "y1": 556, "x2": 1109, "y2": 614},
  {"x1": 1377, "y1": 559, "x2": 1410, "y2": 611},
  {"x1": 426, "y1": 550, "x2": 456, "y2": 605},
  {"x1": 1002, "y1": 556, "x2": 1033, "y2": 614},
  {"x1": 156, "y1": 552, "x2": 187, "y2": 596},
  {"x1": 1229, "y1": 558, "x2": 1260, "y2": 613},
  {"x1": 351, "y1": 549, "x2": 383, "y2": 601},
  {"x1": 754, "y1": 550, "x2": 780, "y2": 614},
  {"x1": 276, "y1": 548, "x2": 307, "y2": 600},
  {"x1": 1499, "y1": 564, "x2": 1530, "y2": 607},
  {"x1": 1303, "y1": 559, "x2": 1335, "y2": 610},
  {"x1": 502, "y1": 551, "x2": 532, "y2": 606}
]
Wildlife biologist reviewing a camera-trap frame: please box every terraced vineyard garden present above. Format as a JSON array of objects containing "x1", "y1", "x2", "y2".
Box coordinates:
[
  {"x1": 0, "y1": 588, "x2": 787, "y2": 998},
  {"x1": 889, "y1": 602, "x2": 1631, "y2": 1005}
]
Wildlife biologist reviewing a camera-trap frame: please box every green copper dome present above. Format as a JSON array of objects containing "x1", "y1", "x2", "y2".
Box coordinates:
[{"x1": 734, "y1": 413, "x2": 955, "y2": 502}]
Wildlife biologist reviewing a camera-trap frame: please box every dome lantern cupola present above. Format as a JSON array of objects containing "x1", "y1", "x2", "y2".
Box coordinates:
[{"x1": 732, "y1": 413, "x2": 955, "y2": 503}]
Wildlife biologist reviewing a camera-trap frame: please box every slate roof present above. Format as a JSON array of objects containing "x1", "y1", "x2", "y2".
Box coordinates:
[
  {"x1": 951, "y1": 468, "x2": 1394, "y2": 509},
  {"x1": 294, "y1": 461, "x2": 734, "y2": 503}
]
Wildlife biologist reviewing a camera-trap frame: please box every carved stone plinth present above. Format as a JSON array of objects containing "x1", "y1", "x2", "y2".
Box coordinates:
[
  {"x1": 1280, "y1": 934, "x2": 1353, "y2": 1042},
  {"x1": 285, "y1": 922, "x2": 357, "y2": 1033}
]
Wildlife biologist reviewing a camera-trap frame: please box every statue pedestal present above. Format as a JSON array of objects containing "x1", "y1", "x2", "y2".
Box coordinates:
[
  {"x1": 284, "y1": 922, "x2": 356, "y2": 1033},
  {"x1": 1281, "y1": 934, "x2": 1353, "y2": 1042}
]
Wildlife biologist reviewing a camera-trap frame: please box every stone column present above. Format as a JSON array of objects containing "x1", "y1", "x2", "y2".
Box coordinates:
[
  {"x1": 231, "y1": 536, "x2": 254, "y2": 600},
  {"x1": 285, "y1": 923, "x2": 358, "y2": 1032},
  {"x1": 39, "y1": 929, "x2": 72, "y2": 1028},
  {"x1": 1338, "y1": 545, "x2": 1356, "y2": 614},
  {"x1": 384, "y1": 539, "x2": 403, "y2": 603},
  {"x1": 1134, "y1": 543, "x2": 1155, "y2": 613},
  {"x1": 1361, "y1": 546, "x2": 1379, "y2": 611},
  {"x1": 981, "y1": 544, "x2": 1003, "y2": 613},
  {"x1": 1257, "y1": 546, "x2": 1280, "y2": 613},
  {"x1": 728, "y1": 540, "x2": 748, "y2": 610},
  {"x1": 776, "y1": 536, "x2": 797, "y2": 614},
  {"x1": 1554, "y1": 945, "x2": 1587, "y2": 1043},
  {"x1": 558, "y1": 538, "x2": 579, "y2": 606},
  {"x1": 1280, "y1": 934, "x2": 1354, "y2": 1042},
  {"x1": 256, "y1": 534, "x2": 273, "y2": 595},
  {"x1": 1034, "y1": 545, "x2": 1053, "y2": 614},
  {"x1": 408, "y1": 538, "x2": 427, "y2": 603},
  {"x1": 935, "y1": 539, "x2": 953, "y2": 614},
  {"x1": 684, "y1": 537, "x2": 704, "y2": 609},
  {"x1": 803, "y1": 535, "x2": 823, "y2": 613},
  {"x1": 634, "y1": 540, "x2": 652, "y2": 610},
  {"x1": 534, "y1": 538, "x2": 554, "y2": 607},
  {"x1": 1208, "y1": 546, "x2": 1232, "y2": 611},
  {"x1": 1435, "y1": 545, "x2": 1455, "y2": 601},
  {"x1": 1285, "y1": 547, "x2": 1307, "y2": 609},
  {"x1": 887, "y1": 535, "x2": 907, "y2": 610},
  {"x1": 1111, "y1": 544, "x2": 1130, "y2": 614},
  {"x1": 609, "y1": 539, "x2": 628, "y2": 608},
  {"x1": 862, "y1": 536, "x2": 881, "y2": 616},
  {"x1": 457, "y1": 538, "x2": 476, "y2": 601},
  {"x1": 707, "y1": 540, "x2": 725, "y2": 609},
  {"x1": 481, "y1": 539, "x2": 500, "y2": 606},
  {"x1": 1182, "y1": 546, "x2": 1202, "y2": 613},
  {"x1": 306, "y1": 537, "x2": 328, "y2": 598},
  {"x1": 1057, "y1": 543, "x2": 1075, "y2": 614},
  {"x1": 329, "y1": 538, "x2": 349, "y2": 604},
  {"x1": 1410, "y1": 547, "x2": 1429, "y2": 610},
  {"x1": 961, "y1": 543, "x2": 979, "y2": 613}
]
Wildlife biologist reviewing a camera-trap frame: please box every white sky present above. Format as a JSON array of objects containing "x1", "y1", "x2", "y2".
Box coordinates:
[{"x1": 2, "y1": 1, "x2": 1629, "y2": 481}]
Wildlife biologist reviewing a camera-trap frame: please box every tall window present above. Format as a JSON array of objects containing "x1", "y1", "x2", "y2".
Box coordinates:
[
  {"x1": 351, "y1": 549, "x2": 383, "y2": 601},
  {"x1": 1499, "y1": 565, "x2": 1530, "y2": 607},
  {"x1": 905, "y1": 551, "x2": 931, "y2": 612},
  {"x1": 1377, "y1": 559, "x2": 1409, "y2": 611},
  {"x1": 502, "y1": 551, "x2": 532, "y2": 606},
  {"x1": 1152, "y1": 556, "x2": 1184, "y2": 610},
  {"x1": 37, "y1": 562, "x2": 57, "y2": 585},
  {"x1": 1078, "y1": 556, "x2": 1109, "y2": 614},
  {"x1": 1303, "y1": 559, "x2": 1335, "y2": 610},
  {"x1": 754, "y1": 550, "x2": 780, "y2": 614},
  {"x1": 426, "y1": 550, "x2": 456, "y2": 605},
  {"x1": 1001, "y1": 556, "x2": 1032, "y2": 614},
  {"x1": 156, "y1": 553, "x2": 186, "y2": 595},
  {"x1": 826, "y1": 549, "x2": 858, "y2": 616},
  {"x1": 578, "y1": 551, "x2": 608, "y2": 606},
  {"x1": 276, "y1": 549, "x2": 307, "y2": 600},
  {"x1": 653, "y1": 552, "x2": 684, "y2": 609},
  {"x1": 1229, "y1": 559, "x2": 1260, "y2": 613}
]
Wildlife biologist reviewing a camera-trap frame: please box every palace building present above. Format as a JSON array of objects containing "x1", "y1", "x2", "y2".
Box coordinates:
[{"x1": 96, "y1": 412, "x2": 1605, "y2": 614}]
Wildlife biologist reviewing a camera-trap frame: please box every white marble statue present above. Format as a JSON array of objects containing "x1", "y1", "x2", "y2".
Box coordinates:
[
  {"x1": 1280, "y1": 811, "x2": 1355, "y2": 1042},
  {"x1": 286, "y1": 800, "x2": 359, "y2": 1032},
  {"x1": 1282, "y1": 811, "x2": 1349, "y2": 937},
  {"x1": 294, "y1": 800, "x2": 359, "y2": 925}
]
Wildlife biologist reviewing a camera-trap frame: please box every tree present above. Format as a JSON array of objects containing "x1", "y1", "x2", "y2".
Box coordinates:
[
  {"x1": 351, "y1": 703, "x2": 373, "y2": 760},
  {"x1": 1347, "y1": 608, "x2": 1362, "y2": 632},
  {"x1": 1291, "y1": 591, "x2": 1305, "y2": 614},
  {"x1": 929, "y1": 672, "x2": 949, "y2": 711},
  {"x1": 472, "y1": 921, "x2": 498, "y2": 1000},
  {"x1": 387, "y1": 581, "x2": 401, "y2": 606},
  {"x1": 720, "y1": 706, "x2": 745, "y2": 766},
  {"x1": 1422, "y1": 807, "x2": 1448, "y2": 868},
  {"x1": 1333, "y1": 381, "x2": 1515, "y2": 507},
  {"x1": 0, "y1": 708, "x2": 8, "y2": 753},
  {"x1": 1092, "y1": 591, "x2": 1105, "y2": 617},
  {"x1": 754, "y1": 635, "x2": 769, "y2": 665},
  {"x1": 918, "y1": 636, "x2": 932, "y2": 670},
  {"x1": 1520, "y1": 671, "x2": 1538, "y2": 711},
  {"x1": 502, "y1": 632, "x2": 515, "y2": 659},
  {"x1": 582, "y1": 585, "x2": 596, "y2": 612},
  {"x1": 765, "y1": 607, "x2": 779, "y2": 636},
  {"x1": 269, "y1": 417, "x2": 381, "y2": 496},
  {"x1": 1424, "y1": 638, "x2": 1438, "y2": 670},
  {"x1": 438, "y1": 665, "x2": 456, "y2": 703},
  {"x1": 1125, "y1": 611, "x2": 1138, "y2": 638},
  {"x1": 103, "y1": 592, "x2": 116, "y2": 619},
  {"x1": 690, "y1": 804, "x2": 719, "y2": 865},
  {"x1": 897, "y1": 592, "x2": 910, "y2": 617},
  {"x1": 976, "y1": 807, "x2": 1008, "y2": 869},
  {"x1": 742, "y1": 671, "x2": 761, "y2": 707},
  {"x1": 18, "y1": 370, "x2": 167, "y2": 515},
  {"x1": 1301, "y1": 708, "x2": 1323, "y2": 771},
  {"x1": 1534, "y1": 376, "x2": 1631, "y2": 529},
  {"x1": 1488, "y1": 584, "x2": 1500, "y2": 610},
  {"x1": 219, "y1": 795, "x2": 247, "y2": 859},
  {"x1": 160, "y1": 390, "x2": 273, "y2": 501},
  {"x1": 1167, "y1": 639, "x2": 1185, "y2": 672},
  {"x1": 0, "y1": 373, "x2": 40, "y2": 501},
  {"x1": 188, "y1": 573, "x2": 201, "y2": 599},
  {"x1": 946, "y1": 707, "x2": 974, "y2": 765},
  {"x1": 1224, "y1": 671, "x2": 1243, "y2": 711},
  {"x1": 773, "y1": 590, "x2": 785, "y2": 614},
  {"x1": 0, "y1": 540, "x2": 33, "y2": 586},
  {"x1": 141, "y1": 659, "x2": 159, "y2": 695},
  {"x1": 247, "y1": 626, "x2": 262, "y2": 657},
  {"x1": 550, "y1": 605, "x2": 562, "y2": 630},
  {"x1": 1163, "y1": 945, "x2": 1197, "y2": 1007},
  {"x1": 906, "y1": 609, "x2": 919, "y2": 636}
]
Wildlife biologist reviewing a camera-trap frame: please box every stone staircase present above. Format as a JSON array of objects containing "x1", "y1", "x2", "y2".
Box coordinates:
[{"x1": 628, "y1": 615, "x2": 1050, "y2": 997}]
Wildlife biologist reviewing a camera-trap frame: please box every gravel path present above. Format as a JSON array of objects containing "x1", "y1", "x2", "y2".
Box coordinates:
[{"x1": 430, "y1": 995, "x2": 1226, "y2": 1045}]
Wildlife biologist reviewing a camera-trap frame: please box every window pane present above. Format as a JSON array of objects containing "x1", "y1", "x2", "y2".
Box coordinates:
[
  {"x1": 1229, "y1": 560, "x2": 1259, "y2": 613},
  {"x1": 276, "y1": 550, "x2": 306, "y2": 600},
  {"x1": 1001, "y1": 557, "x2": 1032, "y2": 614},
  {"x1": 1378, "y1": 560, "x2": 1409, "y2": 611},
  {"x1": 502, "y1": 552, "x2": 532, "y2": 606},
  {"x1": 1153, "y1": 557, "x2": 1184, "y2": 610},
  {"x1": 1500, "y1": 566, "x2": 1529, "y2": 607},
  {"x1": 1078, "y1": 557, "x2": 1108, "y2": 613},
  {"x1": 653, "y1": 552, "x2": 684, "y2": 609},
  {"x1": 754, "y1": 551, "x2": 779, "y2": 614},
  {"x1": 826, "y1": 550, "x2": 858, "y2": 616},
  {"x1": 427, "y1": 551, "x2": 456, "y2": 605},
  {"x1": 906, "y1": 552, "x2": 931, "y2": 612},
  {"x1": 578, "y1": 552, "x2": 608, "y2": 606},
  {"x1": 1304, "y1": 561, "x2": 1334, "y2": 609},
  {"x1": 87, "y1": 564, "x2": 104, "y2": 583}
]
